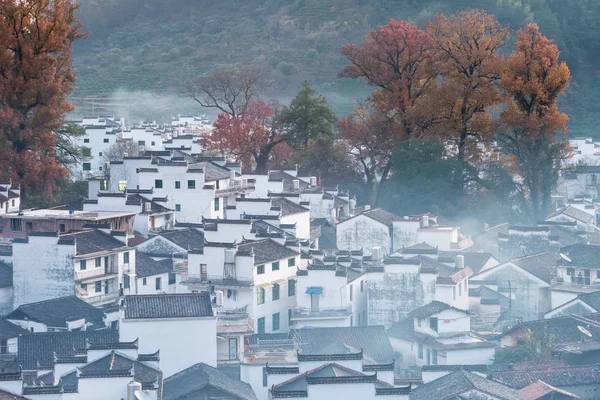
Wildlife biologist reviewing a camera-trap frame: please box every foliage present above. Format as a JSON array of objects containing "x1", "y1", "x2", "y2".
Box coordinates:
[
  {"x1": 0, "y1": 0, "x2": 86, "y2": 200},
  {"x1": 494, "y1": 328, "x2": 556, "y2": 364},
  {"x1": 279, "y1": 81, "x2": 337, "y2": 150},
  {"x1": 101, "y1": 140, "x2": 141, "y2": 163},
  {"x1": 24, "y1": 179, "x2": 88, "y2": 210},
  {"x1": 56, "y1": 123, "x2": 89, "y2": 169},
  {"x1": 497, "y1": 24, "x2": 571, "y2": 222}
]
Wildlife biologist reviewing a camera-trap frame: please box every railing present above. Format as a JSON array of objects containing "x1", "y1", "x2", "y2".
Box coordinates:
[
  {"x1": 84, "y1": 292, "x2": 119, "y2": 305},
  {"x1": 218, "y1": 352, "x2": 241, "y2": 362},
  {"x1": 291, "y1": 305, "x2": 352, "y2": 319},
  {"x1": 186, "y1": 274, "x2": 253, "y2": 287},
  {"x1": 74, "y1": 268, "x2": 118, "y2": 281},
  {"x1": 216, "y1": 309, "x2": 254, "y2": 333}
]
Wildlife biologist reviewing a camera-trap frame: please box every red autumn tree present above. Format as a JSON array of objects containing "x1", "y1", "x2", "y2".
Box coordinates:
[
  {"x1": 0, "y1": 0, "x2": 86, "y2": 200},
  {"x1": 426, "y1": 10, "x2": 508, "y2": 163},
  {"x1": 498, "y1": 24, "x2": 571, "y2": 221},
  {"x1": 340, "y1": 19, "x2": 437, "y2": 138},
  {"x1": 205, "y1": 100, "x2": 286, "y2": 174}
]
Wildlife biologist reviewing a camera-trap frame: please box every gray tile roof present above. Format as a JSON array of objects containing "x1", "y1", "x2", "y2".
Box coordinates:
[
  {"x1": 438, "y1": 252, "x2": 495, "y2": 275},
  {"x1": 411, "y1": 369, "x2": 520, "y2": 400},
  {"x1": 0, "y1": 261, "x2": 12, "y2": 288},
  {"x1": 61, "y1": 229, "x2": 128, "y2": 255},
  {"x1": 361, "y1": 208, "x2": 402, "y2": 227},
  {"x1": 188, "y1": 161, "x2": 231, "y2": 182},
  {"x1": 237, "y1": 239, "x2": 298, "y2": 265},
  {"x1": 270, "y1": 197, "x2": 309, "y2": 216},
  {"x1": 290, "y1": 326, "x2": 394, "y2": 365},
  {"x1": 79, "y1": 351, "x2": 162, "y2": 393},
  {"x1": 124, "y1": 293, "x2": 214, "y2": 319},
  {"x1": 126, "y1": 194, "x2": 172, "y2": 214},
  {"x1": 559, "y1": 243, "x2": 600, "y2": 268},
  {"x1": 0, "y1": 319, "x2": 27, "y2": 340},
  {"x1": 135, "y1": 251, "x2": 172, "y2": 278},
  {"x1": 18, "y1": 330, "x2": 118, "y2": 370},
  {"x1": 510, "y1": 252, "x2": 558, "y2": 283},
  {"x1": 6, "y1": 296, "x2": 106, "y2": 329},
  {"x1": 158, "y1": 228, "x2": 204, "y2": 251},
  {"x1": 0, "y1": 389, "x2": 29, "y2": 400},
  {"x1": 547, "y1": 205, "x2": 595, "y2": 223},
  {"x1": 578, "y1": 291, "x2": 600, "y2": 310},
  {"x1": 163, "y1": 363, "x2": 257, "y2": 400},
  {"x1": 490, "y1": 364, "x2": 600, "y2": 389},
  {"x1": 408, "y1": 300, "x2": 465, "y2": 319}
]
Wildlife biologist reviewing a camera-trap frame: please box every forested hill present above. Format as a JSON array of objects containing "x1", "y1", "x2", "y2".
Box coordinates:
[{"x1": 73, "y1": 0, "x2": 600, "y2": 135}]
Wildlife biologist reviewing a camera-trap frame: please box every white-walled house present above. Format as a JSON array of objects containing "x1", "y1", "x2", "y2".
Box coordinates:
[
  {"x1": 0, "y1": 259, "x2": 13, "y2": 316},
  {"x1": 387, "y1": 301, "x2": 495, "y2": 369},
  {"x1": 119, "y1": 293, "x2": 217, "y2": 378},
  {"x1": 0, "y1": 181, "x2": 20, "y2": 216},
  {"x1": 11, "y1": 229, "x2": 135, "y2": 308},
  {"x1": 552, "y1": 244, "x2": 600, "y2": 309},
  {"x1": 71, "y1": 116, "x2": 120, "y2": 179}
]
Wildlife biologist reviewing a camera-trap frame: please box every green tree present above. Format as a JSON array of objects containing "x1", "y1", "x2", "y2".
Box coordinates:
[
  {"x1": 279, "y1": 81, "x2": 337, "y2": 149},
  {"x1": 55, "y1": 123, "x2": 89, "y2": 169}
]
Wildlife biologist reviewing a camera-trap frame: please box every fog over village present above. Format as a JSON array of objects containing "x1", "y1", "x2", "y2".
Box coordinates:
[{"x1": 2, "y1": 1, "x2": 600, "y2": 399}]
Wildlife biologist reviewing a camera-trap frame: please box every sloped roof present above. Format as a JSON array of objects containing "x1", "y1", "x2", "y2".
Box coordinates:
[
  {"x1": 578, "y1": 291, "x2": 600, "y2": 310},
  {"x1": 518, "y1": 380, "x2": 579, "y2": 399},
  {"x1": 547, "y1": 206, "x2": 594, "y2": 224},
  {"x1": 6, "y1": 296, "x2": 105, "y2": 329},
  {"x1": 237, "y1": 239, "x2": 298, "y2": 265},
  {"x1": 124, "y1": 293, "x2": 213, "y2": 319},
  {"x1": 490, "y1": 364, "x2": 600, "y2": 389},
  {"x1": 362, "y1": 208, "x2": 402, "y2": 227},
  {"x1": 0, "y1": 389, "x2": 29, "y2": 400},
  {"x1": 290, "y1": 326, "x2": 393, "y2": 365},
  {"x1": 188, "y1": 161, "x2": 232, "y2": 182},
  {"x1": 0, "y1": 319, "x2": 28, "y2": 340},
  {"x1": 559, "y1": 243, "x2": 600, "y2": 268},
  {"x1": 135, "y1": 251, "x2": 172, "y2": 278},
  {"x1": 438, "y1": 252, "x2": 496, "y2": 275},
  {"x1": 408, "y1": 301, "x2": 469, "y2": 319},
  {"x1": 158, "y1": 228, "x2": 204, "y2": 251},
  {"x1": 270, "y1": 197, "x2": 308, "y2": 216},
  {"x1": 411, "y1": 369, "x2": 520, "y2": 400},
  {"x1": 163, "y1": 363, "x2": 257, "y2": 400},
  {"x1": 60, "y1": 229, "x2": 127, "y2": 255},
  {"x1": 510, "y1": 252, "x2": 558, "y2": 283},
  {"x1": 18, "y1": 330, "x2": 118, "y2": 370}
]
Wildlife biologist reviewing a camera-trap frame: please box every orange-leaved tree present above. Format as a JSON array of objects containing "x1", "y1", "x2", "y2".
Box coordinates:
[
  {"x1": 0, "y1": 0, "x2": 86, "y2": 201},
  {"x1": 498, "y1": 24, "x2": 571, "y2": 222},
  {"x1": 204, "y1": 100, "x2": 286, "y2": 174}
]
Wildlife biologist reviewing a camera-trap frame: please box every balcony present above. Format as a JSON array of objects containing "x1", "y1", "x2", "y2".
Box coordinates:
[
  {"x1": 216, "y1": 308, "x2": 254, "y2": 334},
  {"x1": 291, "y1": 305, "x2": 352, "y2": 320},
  {"x1": 214, "y1": 180, "x2": 255, "y2": 198},
  {"x1": 75, "y1": 268, "x2": 118, "y2": 281},
  {"x1": 185, "y1": 274, "x2": 253, "y2": 288},
  {"x1": 82, "y1": 292, "x2": 119, "y2": 306}
]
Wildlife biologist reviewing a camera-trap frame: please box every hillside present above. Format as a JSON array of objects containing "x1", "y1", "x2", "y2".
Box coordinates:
[{"x1": 73, "y1": 0, "x2": 600, "y2": 135}]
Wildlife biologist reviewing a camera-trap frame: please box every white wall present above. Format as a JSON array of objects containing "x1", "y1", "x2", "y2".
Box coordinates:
[
  {"x1": 337, "y1": 216, "x2": 391, "y2": 255},
  {"x1": 120, "y1": 316, "x2": 217, "y2": 377},
  {"x1": 445, "y1": 347, "x2": 495, "y2": 365}
]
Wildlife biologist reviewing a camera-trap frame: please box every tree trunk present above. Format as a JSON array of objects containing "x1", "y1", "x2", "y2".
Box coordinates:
[{"x1": 254, "y1": 148, "x2": 271, "y2": 174}]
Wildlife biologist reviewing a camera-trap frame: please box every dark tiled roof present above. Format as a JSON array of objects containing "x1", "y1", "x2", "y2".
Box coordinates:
[
  {"x1": 0, "y1": 261, "x2": 12, "y2": 288},
  {"x1": 0, "y1": 389, "x2": 29, "y2": 400},
  {"x1": 188, "y1": 161, "x2": 231, "y2": 182},
  {"x1": 411, "y1": 369, "x2": 520, "y2": 400},
  {"x1": 546, "y1": 205, "x2": 594, "y2": 223},
  {"x1": 135, "y1": 251, "x2": 172, "y2": 278},
  {"x1": 403, "y1": 242, "x2": 438, "y2": 254},
  {"x1": 163, "y1": 363, "x2": 257, "y2": 400},
  {"x1": 578, "y1": 291, "x2": 600, "y2": 310},
  {"x1": 126, "y1": 194, "x2": 172, "y2": 214},
  {"x1": 290, "y1": 326, "x2": 393, "y2": 365},
  {"x1": 386, "y1": 317, "x2": 415, "y2": 341},
  {"x1": 124, "y1": 293, "x2": 214, "y2": 319},
  {"x1": 408, "y1": 301, "x2": 465, "y2": 319},
  {"x1": 237, "y1": 239, "x2": 298, "y2": 265},
  {"x1": 559, "y1": 243, "x2": 600, "y2": 268},
  {"x1": 6, "y1": 296, "x2": 106, "y2": 329},
  {"x1": 490, "y1": 364, "x2": 600, "y2": 389},
  {"x1": 79, "y1": 351, "x2": 162, "y2": 392},
  {"x1": 510, "y1": 252, "x2": 558, "y2": 283},
  {"x1": 438, "y1": 252, "x2": 495, "y2": 275},
  {"x1": 361, "y1": 208, "x2": 402, "y2": 227},
  {"x1": 61, "y1": 229, "x2": 127, "y2": 255},
  {"x1": 18, "y1": 330, "x2": 118, "y2": 370},
  {"x1": 158, "y1": 228, "x2": 204, "y2": 251},
  {"x1": 501, "y1": 313, "x2": 600, "y2": 346},
  {"x1": 270, "y1": 197, "x2": 308, "y2": 216},
  {"x1": 0, "y1": 319, "x2": 27, "y2": 340}
]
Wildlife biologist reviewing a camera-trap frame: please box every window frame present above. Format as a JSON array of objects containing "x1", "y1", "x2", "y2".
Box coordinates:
[
  {"x1": 272, "y1": 283, "x2": 280, "y2": 301},
  {"x1": 257, "y1": 265, "x2": 265, "y2": 275},
  {"x1": 288, "y1": 279, "x2": 296, "y2": 296},
  {"x1": 187, "y1": 180, "x2": 196, "y2": 189},
  {"x1": 288, "y1": 258, "x2": 295, "y2": 267},
  {"x1": 154, "y1": 179, "x2": 163, "y2": 189},
  {"x1": 272, "y1": 261, "x2": 280, "y2": 271},
  {"x1": 257, "y1": 287, "x2": 265, "y2": 305},
  {"x1": 272, "y1": 312, "x2": 280, "y2": 331}
]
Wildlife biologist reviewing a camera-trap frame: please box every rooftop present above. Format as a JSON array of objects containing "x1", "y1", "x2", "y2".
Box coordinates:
[
  {"x1": 547, "y1": 205, "x2": 595, "y2": 224},
  {"x1": 158, "y1": 228, "x2": 204, "y2": 251},
  {"x1": 490, "y1": 364, "x2": 600, "y2": 389},
  {"x1": 270, "y1": 197, "x2": 309, "y2": 216},
  {"x1": 135, "y1": 252, "x2": 172, "y2": 278},
  {"x1": 510, "y1": 252, "x2": 558, "y2": 283},
  {"x1": 408, "y1": 301, "x2": 469, "y2": 319},
  {"x1": 237, "y1": 239, "x2": 298, "y2": 265},
  {"x1": 7, "y1": 296, "x2": 106, "y2": 329},
  {"x1": 5, "y1": 209, "x2": 135, "y2": 220},
  {"x1": 60, "y1": 229, "x2": 129, "y2": 255},
  {"x1": 123, "y1": 293, "x2": 214, "y2": 319},
  {"x1": 518, "y1": 380, "x2": 579, "y2": 400},
  {"x1": 559, "y1": 243, "x2": 600, "y2": 268}
]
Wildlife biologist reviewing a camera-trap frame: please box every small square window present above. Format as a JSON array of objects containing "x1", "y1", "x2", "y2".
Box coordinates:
[
  {"x1": 155, "y1": 180, "x2": 163, "y2": 189},
  {"x1": 80, "y1": 260, "x2": 87, "y2": 270},
  {"x1": 82, "y1": 163, "x2": 91, "y2": 171},
  {"x1": 257, "y1": 265, "x2": 265, "y2": 275},
  {"x1": 103, "y1": 138, "x2": 109, "y2": 143},
  {"x1": 151, "y1": 141, "x2": 155, "y2": 146},
  {"x1": 175, "y1": 204, "x2": 181, "y2": 212},
  {"x1": 98, "y1": 152, "x2": 103, "y2": 157},
  {"x1": 187, "y1": 180, "x2": 195, "y2": 189},
  {"x1": 95, "y1": 281, "x2": 102, "y2": 293},
  {"x1": 175, "y1": 181, "x2": 181, "y2": 189},
  {"x1": 288, "y1": 258, "x2": 295, "y2": 267},
  {"x1": 80, "y1": 283, "x2": 87, "y2": 290},
  {"x1": 272, "y1": 261, "x2": 280, "y2": 271},
  {"x1": 272, "y1": 283, "x2": 280, "y2": 301},
  {"x1": 83, "y1": 138, "x2": 89, "y2": 143}
]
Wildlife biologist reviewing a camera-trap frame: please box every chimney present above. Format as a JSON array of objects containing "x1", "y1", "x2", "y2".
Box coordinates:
[
  {"x1": 371, "y1": 246, "x2": 382, "y2": 261},
  {"x1": 143, "y1": 202, "x2": 152, "y2": 213},
  {"x1": 421, "y1": 215, "x2": 429, "y2": 228},
  {"x1": 364, "y1": 205, "x2": 371, "y2": 211},
  {"x1": 230, "y1": 170, "x2": 236, "y2": 181},
  {"x1": 293, "y1": 179, "x2": 300, "y2": 191},
  {"x1": 127, "y1": 381, "x2": 142, "y2": 400},
  {"x1": 310, "y1": 176, "x2": 317, "y2": 186},
  {"x1": 455, "y1": 254, "x2": 465, "y2": 269}
]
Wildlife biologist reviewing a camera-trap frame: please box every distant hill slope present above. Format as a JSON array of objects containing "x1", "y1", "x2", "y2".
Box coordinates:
[{"x1": 73, "y1": 0, "x2": 600, "y2": 135}]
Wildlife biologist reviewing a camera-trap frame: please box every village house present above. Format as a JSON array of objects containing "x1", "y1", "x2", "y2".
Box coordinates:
[
  {"x1": 11, "y1": 228, "x2": 135, "y2": 308},
  {"x1": 545, "y1": 291, "x2": 600, "y2": 318},
  {"x1": 557, "y1": 163, "x2": 600, "y2": 200},
  {"x1": 133, "y1": 251, "x2": 184, "y2": 296},
  {"x1": 163, "y1": 362, "x2": 257, "y2": 400},
  {"x1": 6, "y1": 296, "x2": 107, "y2": 332},
  {"x1": 83, "y1": 190, "x2": 175, "y2": 237},
  {"x1": 0, "y1": 181, "x2": 19, "y2": 216},
  {"x1": 336, "y1": 209, "x2": 472, "y2": 256},
  {"x1": 546, "y1": 205, "x2": 598, "y2": 232},
  {"x1": 0, "y1": 319, "x2": 27, "y2": 355},
  {"x1": 387, "y1": 301, "x2": 495, "y2": 369},
  {"x1": 119, "y1": 293, "x2": 217, "y2": 378},
  {"x1": 72, "y1": 116, "x2": 121, "y2": 179},
  {"x1": 121, "y1": 125, "x2": 164, "y2": 152},
  {"x1": 0, "y1": 208, "x2": 136, "y2": 239},
  {"x1": 552, "y1": 244, "x2": 600, "y2": 309}
]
